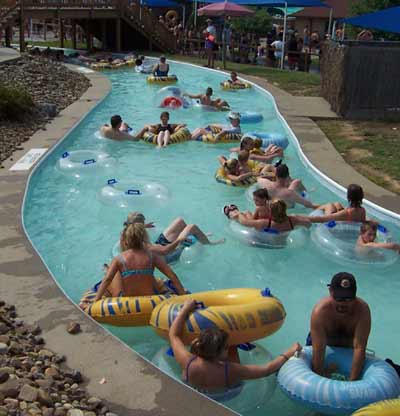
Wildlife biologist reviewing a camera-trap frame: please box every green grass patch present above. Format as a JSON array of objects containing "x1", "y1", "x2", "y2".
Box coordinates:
[
  {"x1": 317, "y1": 120, "x2": 400, "y2": 194},
  {"x1": 0, "y1": 83, "x2": 34, "y2": 121},
  {"x1": 164, "y1": 54, "x2": 321, "y2": 97}
]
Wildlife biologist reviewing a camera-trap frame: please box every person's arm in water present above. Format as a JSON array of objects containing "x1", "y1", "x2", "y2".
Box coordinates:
[
  {"x1": 349, "y1": 304, "x2": 371, "y2": 381},
  {"x1": 286, "y1": 189, "x2": 318, "y2": 209},
  {"x1": 169, "y1": 300, "x2": 197, "y2": 369},
  {"x1": 310, "y1": 306, "x2": 327, "y2": 376},
  {"x1": 93, "y1": 258, "x2": 119, "y2": 301},
  {"x1": 357, "y1": 239, "x2": 400, "y2": 253},
  {"x1": 291, "y1": 216, "x2": 312, "y2": 229},
  {"x1": 153, "y1": 255, "x2": 186, "y2": 295},
  {"x1": 150, "y1": 237, "x2": 185, "y2": 256},
  {"x1": 225, "y1": 171, "x2": 256, "y2": 182},
  {"x1": 231, "y1": 343, "x2": 302, "y2": 380}
]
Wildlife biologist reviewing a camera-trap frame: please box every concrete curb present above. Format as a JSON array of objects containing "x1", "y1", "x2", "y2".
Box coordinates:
[{"x1": 0, "y1": 64, "x2": 236, "y2": 416}]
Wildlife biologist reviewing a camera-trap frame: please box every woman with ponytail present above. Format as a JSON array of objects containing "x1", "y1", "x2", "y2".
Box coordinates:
[
  {"x1": 94, "y1": 222, "x2": 186, "y2": 301},
  {"x1": 169, "y1": 299, "x2": 301, "y2": 392}
]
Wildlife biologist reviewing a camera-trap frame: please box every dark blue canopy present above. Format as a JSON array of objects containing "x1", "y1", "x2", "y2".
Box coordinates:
[
  {"x1": 142, "y1": 0, "x2": 181, "y2": 6},
  {"x1": 192, "y1": 0, "x2": 329, "y2": 6},
  {"x1": 342, "y1": 6, "x2": 400, "y2": 34}
]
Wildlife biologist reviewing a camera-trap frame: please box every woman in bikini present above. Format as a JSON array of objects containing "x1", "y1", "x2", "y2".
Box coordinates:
[
  {"x1": 93, "y1": 222, "x2": 186, "y2": 302},
  {"x1": 224, "y1": 199, "x2": 311, "y2": 232},
  {"x1": 170, "y1": 299, "x2": 301, "y2": 392},
  {"x1": 309, "y1": 184, "x2": 367, "y2": 223},
  {"x1": 230, "y1": 136, "x2": 283, "y2": 163}
]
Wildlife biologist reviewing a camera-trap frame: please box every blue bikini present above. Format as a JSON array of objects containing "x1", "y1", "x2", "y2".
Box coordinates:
[{"x1": 119, "y1": 252, "x2": 154, "y2": 278}]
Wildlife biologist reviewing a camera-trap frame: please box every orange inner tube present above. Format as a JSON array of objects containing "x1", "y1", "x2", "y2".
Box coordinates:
[{"x1": 161, "y1": 96, "x2": 183, "y2": 108}]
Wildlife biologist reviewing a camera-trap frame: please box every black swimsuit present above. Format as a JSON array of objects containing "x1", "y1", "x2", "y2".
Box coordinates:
[{"x1": 156, "y1": 124, "x2": 174, "y2": 134}]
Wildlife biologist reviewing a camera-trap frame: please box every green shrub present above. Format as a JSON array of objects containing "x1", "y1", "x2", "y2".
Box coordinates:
[{"x1": 0, "y1": 83, "x2": 34, "y2": 120}]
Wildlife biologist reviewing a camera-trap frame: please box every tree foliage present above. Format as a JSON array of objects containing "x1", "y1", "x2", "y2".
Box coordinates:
[
  {"x1": 350, "y1": 0, "x2": 400, "y2": 40},
  {"x1": 231, "y1": 8, "x2": 272, "y2": 36}
]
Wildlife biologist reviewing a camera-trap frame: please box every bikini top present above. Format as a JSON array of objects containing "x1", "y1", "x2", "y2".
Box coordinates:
[
  {"x1": 119, "y1": 252, "x2": 154, "y2": 278},
  {"x1": 185, "y1": 356, "x2": 230, "y2": 388},
  {"x1": 264, "y1": 216, "x2": 294, "y2": 232},
  {"x1": 346, "y1": 207, "x2": 366, "y2": 222}
]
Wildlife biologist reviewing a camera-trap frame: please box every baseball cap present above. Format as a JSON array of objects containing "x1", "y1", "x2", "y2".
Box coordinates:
[
  {"x1": 328, "y1": 272, "x2": 357, "y2": 299},
  {"x1": 228, "y1": 111, "x2": 241, "y2": 121},
  {"x1": 124, "y1": 212, "x2": 145, "y2": 226}
]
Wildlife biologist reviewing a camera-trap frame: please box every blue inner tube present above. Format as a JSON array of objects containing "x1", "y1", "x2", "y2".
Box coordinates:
[
  {"x1": 228, "y1": 111, "x2": 263, "y2": 124},
  {"x1": 277, "y1": 346, "x2": 400, "y2": 415},
  {"x1": 244, "y1": 132, "x2": 289, "y2": 149}
]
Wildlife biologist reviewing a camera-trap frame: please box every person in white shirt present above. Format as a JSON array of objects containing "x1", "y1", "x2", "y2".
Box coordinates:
[{"x1": 271, "y1": 33, "x2": 283, "y2": 60}]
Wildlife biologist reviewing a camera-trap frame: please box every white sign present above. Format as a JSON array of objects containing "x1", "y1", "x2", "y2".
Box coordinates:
[{"x1": 9, "y1": 148, "x2": 48, "y2": 171}]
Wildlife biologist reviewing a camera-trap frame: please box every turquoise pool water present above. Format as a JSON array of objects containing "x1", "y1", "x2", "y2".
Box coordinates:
[{"x1": 23, "y1": 60, "x2": 400, "y2": 416}]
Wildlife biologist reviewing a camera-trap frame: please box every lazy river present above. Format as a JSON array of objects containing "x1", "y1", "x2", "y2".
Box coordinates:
[{"x1": 23, "y1": 59, "x2": 400, "y2": 416}]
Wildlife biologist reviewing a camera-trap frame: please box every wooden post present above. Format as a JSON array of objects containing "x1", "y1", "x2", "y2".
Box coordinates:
[
  {"x1": 116, "y1": 18, "x2": 121, "y2": 52},
  {"x1": 19, "y1": 0, "x2": 25, "y2": 52},
  {"x1": 59, "y1": 18, "x2": 64, "y2": 49},
  {"x1": 86, "y1": 20, "x2": 91, "y2": 51},
  {"x1": 72, "y1": 20, "x2": 77, "y2": 50},
  {"x1": 101, "y1": 19, "x2": 106, "y2": 50}
]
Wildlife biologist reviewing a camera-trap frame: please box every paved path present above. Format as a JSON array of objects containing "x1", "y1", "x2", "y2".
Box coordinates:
[
  {"x1": 0, "y1": 47, "x2": 20, "y2": 63},
  {"x1": 242, "y1": 73, "x2": 400, "y2": 216}
]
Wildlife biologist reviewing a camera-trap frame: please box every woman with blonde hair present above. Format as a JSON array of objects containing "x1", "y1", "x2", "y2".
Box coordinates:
[{"x1": 93, "y1": 222, "x2": 186, "y2": 302}]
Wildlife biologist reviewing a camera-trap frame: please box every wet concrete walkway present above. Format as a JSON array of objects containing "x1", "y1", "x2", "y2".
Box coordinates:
[{"x1": 0, "y1": 47, "x2": 20, "y2": 63}]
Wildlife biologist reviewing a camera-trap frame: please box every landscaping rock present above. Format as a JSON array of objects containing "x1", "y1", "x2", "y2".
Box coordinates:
[
  {"x1": 18, "y1": 384, "x2": 38, "y2": 402},
  {"x1": 67, "y1": 322, "x2": 81, "y2": 335},
  {"x1": 0, "y1": 343, "x2": 7, "y2": 354}
]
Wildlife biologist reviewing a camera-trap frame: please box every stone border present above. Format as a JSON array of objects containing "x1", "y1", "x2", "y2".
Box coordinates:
[{"x1": 0, "y1": 64, "x2": 236, "y2": 416}]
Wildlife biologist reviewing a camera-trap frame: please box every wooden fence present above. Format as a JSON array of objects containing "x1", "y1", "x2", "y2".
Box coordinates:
[{"x1": 321, "y1": 40, "x2": 400, "y2": 120}]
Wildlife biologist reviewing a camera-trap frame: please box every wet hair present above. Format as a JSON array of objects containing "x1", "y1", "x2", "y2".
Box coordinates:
[
  {"x1": 110, "y1": 114, "x2": 122, "y2": 129},
  {"x1": 253, "y1": 188, "x2": 269, "y2": 200},
  {"x1": 160, "y1": 111, "x2": 170, "y2": 119},
  {"x1": 224, "y1": 158, "x2": 238, "y2": 173},
  {"x1": 276, "y1": 164, "x2": 289, "y2": 179},
  {"x1": 360, "y1": 221, "x2": 377, "y2": 234},
  {"x1": 160, "y1": 56, "x2": 166, "y2": 62},
  {"x1": 135, "y1": 58, "x2": 142, "y2": 66},
  {"x1": 122, "y1": 223, "x2": 148, "y2": 250},
  {"x1": 253, "y1": 138, "x2": 263, "y2": 149},
  {"x1": 347, "y1": 184, "x2": 364, "y2": 208},
  {"x1": 270, "y1": 199, "x2": 288, "y2": 223},
  {"x1": 238, "y1": 150, "x2": 249, "y2": 163},
  {"x1": 140, "y1": 55, "x2": 145, "y2": 60},
  {"x1": 190, "y1": 328, "x2": 228, "y2": 360},
  {"x1": 231, "y1": 71, "x2": 237, "y2": 77},
  {"x1": 240, "y1": 136, "x2": 254, "y2": 151},
  {"x1": 206, "y1": 87, "x2": 213, "y2": 96}
]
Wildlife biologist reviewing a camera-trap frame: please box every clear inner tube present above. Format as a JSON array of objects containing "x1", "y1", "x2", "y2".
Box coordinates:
[
  {"x1": 98, "y1": 178, "x2": 170, "y2": 209},
  {"x1": 57, "y1": 150, "x2": 116, "y2": 178},
  {"x1": 310, "y1": 209, "x2": 398, "y2": 267},
  {"x1": 228, "y1": 220, "x2": 309, "y2": 249},
  {"x1": 152, "y1": 343, "x2": 276, "y2": 414}
]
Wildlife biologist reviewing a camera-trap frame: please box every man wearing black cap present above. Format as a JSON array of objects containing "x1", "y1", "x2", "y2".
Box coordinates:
[
  {"x1": 257, "y1": 164, "x2": 319, "y2": 209},
  {"x1": 309, "y1": 272, "x2": 371, "y2": 381}
]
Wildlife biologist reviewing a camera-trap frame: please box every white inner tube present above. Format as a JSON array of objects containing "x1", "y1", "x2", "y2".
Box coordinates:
[
  {"x1": 229, "y1": 220, "x2": 309, "y2": 249},
  {"x1": 310, "y1": 209, "x2": 398, "y2": 267},
  {"x1": 99, "y1": 178, "x2": 170, "y2": 209},
  {"x1": 57, "y1": 150, "x2": 116, "y2": 178}
]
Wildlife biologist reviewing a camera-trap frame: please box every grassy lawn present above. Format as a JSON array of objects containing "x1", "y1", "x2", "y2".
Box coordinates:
[
  {"x1": 167, "y1": 54, "x2": 321, "y2": 97},
  {"x1": 316, "y1": 120, "x2": 400, "y2": 194}
]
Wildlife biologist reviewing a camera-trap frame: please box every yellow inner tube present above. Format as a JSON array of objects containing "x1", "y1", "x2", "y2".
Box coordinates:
[
  {"x1": 220, "y1": 81, "x2": 252, "y2": 90},
  {"x1": 150, "y1": 288, "x2": 286, "y2": 345},
  {"x1": 147, "y1": 75, "x2": 178, "y2": 84},
  {"x1": 352, "y1": 399, "x2": 400, "y2": 416},
  {"x1": 80, "y1": 278, "x2": 177, "y2": 327},
  {"x1": 202, "y1": 127, "x2": 243, "y2": 144},
  {"x1": 215, "y1": 166, "x2": 257, "y2": 187},
  {"x1": 142, "y1": 127, "x2": 191, "y2": 145}
]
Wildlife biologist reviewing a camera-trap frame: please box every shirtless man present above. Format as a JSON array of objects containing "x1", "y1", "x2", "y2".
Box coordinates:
[
  {"x1": 309, "y1": 273, "x2": 371, "y2": 381},
  {"x1": 100, "y1": 115, "x2": 141, "y2": 141},
  {"x1": 184, "y1": 87, "x2": 229, "y2": 110},
  {"x1": 257, "y1": 164, "x2": 318, "y2": 209}
]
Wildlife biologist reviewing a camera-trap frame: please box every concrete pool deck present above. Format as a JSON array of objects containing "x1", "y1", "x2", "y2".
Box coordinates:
[{"x1": 0, "y1": 55, "x2": 399, "y2": 415}]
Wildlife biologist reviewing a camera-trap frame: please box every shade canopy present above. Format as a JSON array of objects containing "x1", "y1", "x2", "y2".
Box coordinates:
[
  {"x1": 194, "y1": 0, "x2": 329, "y2": 6},
  {"x1": 198, "y1": 1, "x2": 255, "y2": 17},
  {"x1": 342, "y1": 6, "x2": 400, "y2": 35}
]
